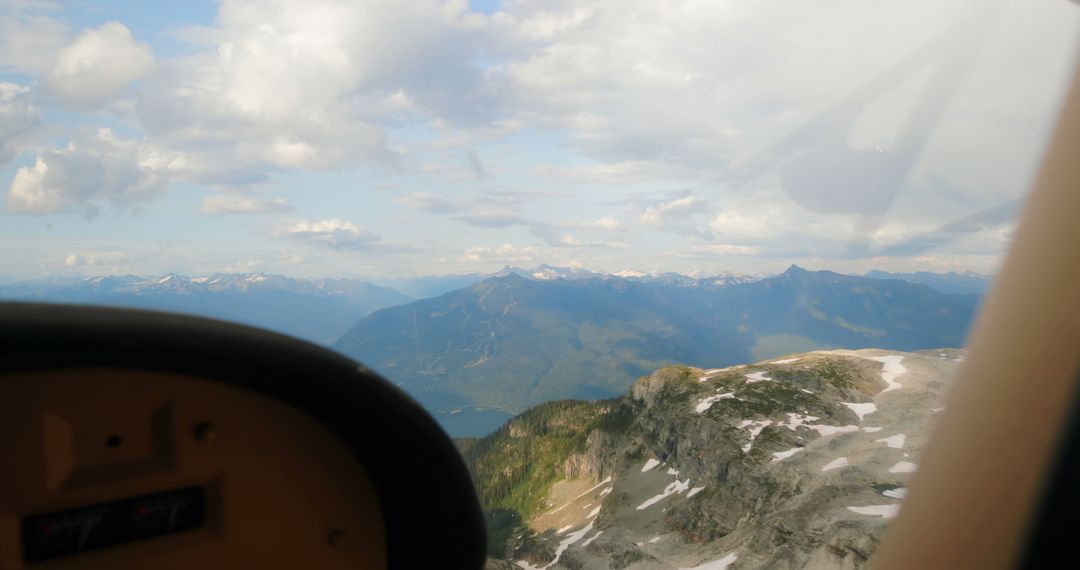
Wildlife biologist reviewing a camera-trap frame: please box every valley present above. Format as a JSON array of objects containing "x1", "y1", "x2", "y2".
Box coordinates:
[{"x1": 335, "y1": 266, "x2": 975, "y2": 435}]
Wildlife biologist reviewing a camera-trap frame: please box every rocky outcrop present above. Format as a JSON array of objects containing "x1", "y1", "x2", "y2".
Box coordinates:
[
  {"x1": 466, "y1": 348, "x2": 962, "y2": 569},
  {"x1": 629, "y1": 366, "x2": 698, "y2": 404},
  {"x1": 563, "y1": 430, "x2": 619, "y2": 480}
]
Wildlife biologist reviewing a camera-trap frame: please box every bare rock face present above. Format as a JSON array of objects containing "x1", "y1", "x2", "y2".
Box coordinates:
[
  {"x1": 466, "y1": 348, "x2": 962, "y2": 569},
  {"x1": 630, "y1": 366, "x2": 698, "y2": 404},
  {"x1": 563, "y1": 431, "x2": 619, "y2": 480}
]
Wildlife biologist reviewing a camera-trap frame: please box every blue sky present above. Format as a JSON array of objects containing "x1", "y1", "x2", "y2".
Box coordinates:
[{"x1": 1, "y1": 0, "x2": 1078, "y2": 279}]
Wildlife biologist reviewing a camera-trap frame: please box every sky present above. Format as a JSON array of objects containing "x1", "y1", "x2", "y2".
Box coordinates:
[{"x1": 1, "y1": 0, "x2": 1078, "y2": 280}]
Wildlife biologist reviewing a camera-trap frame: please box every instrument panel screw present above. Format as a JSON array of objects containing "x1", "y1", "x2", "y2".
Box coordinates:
[
  {"x1": 327, "y1": 529, "x2": 348, "y2": 547},
  {"x1": 193, "y1": 422, "x2": 217, "y2": 442}
]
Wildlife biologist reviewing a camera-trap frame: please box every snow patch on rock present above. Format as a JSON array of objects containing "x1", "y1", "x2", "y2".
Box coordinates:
[
  {"x1": 637, "y1": 479, "x2": 692, "y2": 510},
  {"x1": 846, "y1": 504, "x2": 900, "y2": 518},
  {"x1": 822, "y1": 457, "x2": 849, "y2": 471},
  {"x1": 889, "y1": 461, "x2": 918, "y2": 474},
  {"x1": 842, "y1": 402, "x2": 878, "y2": 421}
]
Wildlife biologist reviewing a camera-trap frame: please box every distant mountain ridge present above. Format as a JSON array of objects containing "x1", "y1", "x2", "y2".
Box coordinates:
[
  {"x1": 334, "y1": 266, "x2": 977, "y2": 435},
  {"x1": 0, "y1": 272, "x2": 412, "y2": 345},
  {"x1": 863, "y1": 270, "x2": 992, "y2": 295},
  {"x1": 497, "y1": 264, "x2": 765, "y2": 288},
  {"x1": 372, "y1": 265, "x2": 988, "y2": 300},
  {"x1": 371, "y1": 265, "x2": 766, "y2": 299}
]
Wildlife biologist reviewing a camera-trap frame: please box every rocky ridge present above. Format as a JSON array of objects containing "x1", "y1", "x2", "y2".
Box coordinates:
[{"x1": 465, "y1": 348, "x2": 962, "y2": 569}]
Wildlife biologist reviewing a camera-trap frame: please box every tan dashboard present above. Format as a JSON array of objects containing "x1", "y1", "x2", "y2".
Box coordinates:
[{"x1": 0, "y1": 368, "x2": 386, "y2": 569}]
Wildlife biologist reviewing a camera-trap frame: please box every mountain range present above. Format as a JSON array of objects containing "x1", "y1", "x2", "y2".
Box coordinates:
[
  {"x1": 862, "y1": 270, "x2": 992, "y2": 295},
  {"x1": 467, "y1": 348, "x2": 960, "y2": 569},
  {"x1": 334, "y1": 266, "x2": 978, "y2": 435},
  {"x1": 0, "y1": 273, "x2": 412, "y2": 345},
  {"x1": 373, "y1": 265, "x2": 767, "y2": 299},
  {"x1": 372, "y1": 265, "x2": 992, "y2": 301}
]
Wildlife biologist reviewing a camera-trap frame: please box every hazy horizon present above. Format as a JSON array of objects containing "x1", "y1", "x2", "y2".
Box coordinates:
[{"x1": 0, "y1": 263, "x2": 996, "y2": 288}]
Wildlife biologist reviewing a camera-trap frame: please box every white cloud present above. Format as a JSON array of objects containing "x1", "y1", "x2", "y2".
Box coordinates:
[
  {"x1": 44, "y1": 22, "x2": 154, "y2": 107},
  {"x1": 1, "y1": 0, "x2": 1076, "y2": 276},
  {"x1": 583, "y1": 216, "x2": 621, "y2": 231},
  {"x1": 460, "y1": 243, "x2": 541, "y2": 264},
  {"x1": 128, "y1": 0, "x2": 495, "y2": 183},
  {"x1": 495, "y1": 0, "x2": 992, "y2": 178},
  {"x1": 556, "y1": 234, "x2": 581, "y2": 247},
  {"x1": 492, "y1": 0, "x2": 1077, "y2": 257},
  {"x1": 200, "y1": 194, "x2": 294, "y2": 215},
  {"x1": 0, "y1": 8, "x2": 68, "y2": 74},
  {"x1": 0, "y1": 82, "x2": 41, "y2": 165},
  {"x1": 275, "y1": 218, "x2": 420, "y2": 253},
  {"x1": 64, "y1": 251, "x2": 133, "y2": 268},
  {"x1": 277, "y1": 218, "x2": 380, "y2": 248},
  {"x1": 551, "y1": 216, "x2": 625, "y2": 232},
  {"x1": 455, "y1": 239, "x2": 622, "y2": 267},
  {"x1": 684, "y1": 243, "x2": 761, "y2": 256},
  {"x1": 708, "y1": 210, "x2": 773, "y2": 243},
  {"x1": 5, "y1": 128, "x2": 179, "y2": 215},
  {"x1": 641, "y1": 195, "x2": 705, "y2": 231}
]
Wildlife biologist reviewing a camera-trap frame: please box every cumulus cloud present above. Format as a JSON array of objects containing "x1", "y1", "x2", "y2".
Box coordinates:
[
  {"x1": 1, "y1": 0, "x2": 1075, "y2": 275},
  {"x1": 641, "y1": 195, "x2": 706, "y2": 231},
  {"x1": 0, "y1": 82, "x2": 41, "y2": 165},
  {"x1": 708, "y1": 210, "x2": 774, "y2": 243},
  {"x1": 686, "y1": 244, "x2": 761, "y2": 257},
  {"x1": 0, "y1": 8, "x2": 67, "y2": 74},
  {"x1": 456, "y1": 239, "x2": 619, "y2": 266},
  {"x1": 277, "y1": 218, "x2": 380, "y2": 248},
  {"x1": 199, "y1": 194, "x2": 294, "y2": 215},
  {"x1": 64, "y1": 251, "x2": 133, "y2": 268},
  {"x1": 5, "y1": 128, "x2": 179, "y2": 215},
  {"x1": 495, "y1": 0, "x2": 1000, "y2": 180},
  {"x1": 861, "y1": 199, "x2": 1019, "y2": 257},
  {"x1": 573, "y1": 216, "x2": 622, "y2": 231},
  {"x1": 460, "y1": 243, "x2": 541, "y2": 264},
  {"x1": 43, "y1": 22, "x2": 154, "y2": 107},
  {"x1": 128, "y1": 0, "x2": 496, "y2": 183},
  {"x1": 276, "y1": 218, "x2": 419, "y2": 252},
  {"x1": 493, "y1": 0, "x2": 1074, "y2": 256}
]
